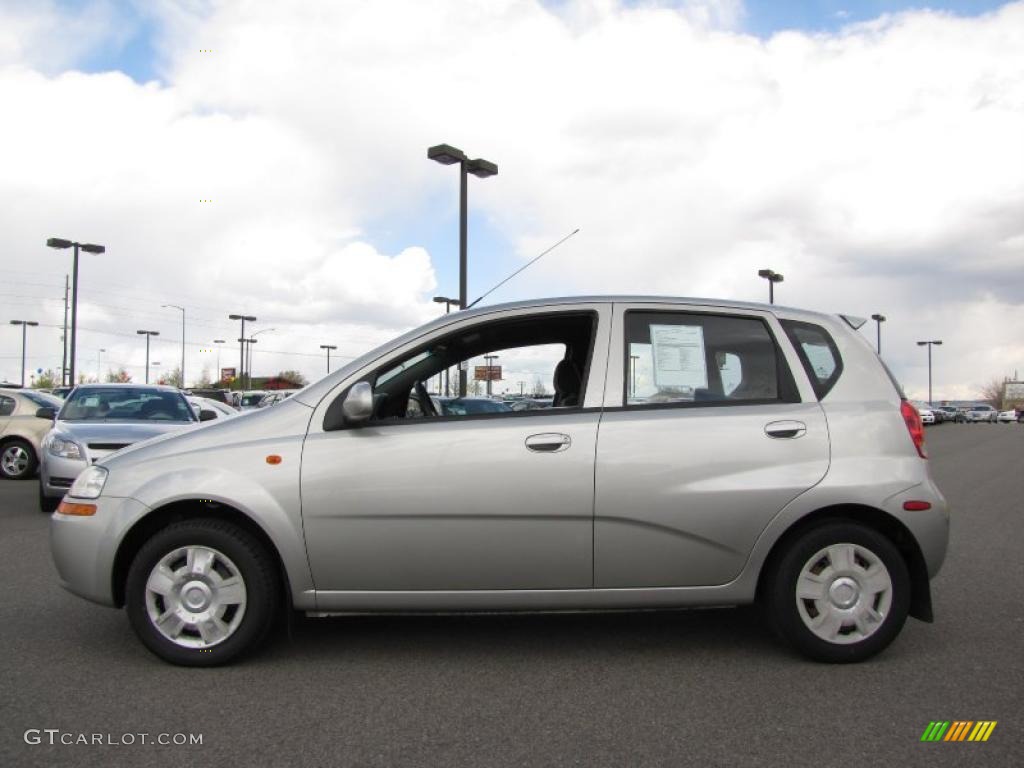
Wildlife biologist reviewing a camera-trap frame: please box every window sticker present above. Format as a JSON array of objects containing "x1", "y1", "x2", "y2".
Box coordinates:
[{"x1": 650, "y1": 324, "x2": 708, "y2": 391}]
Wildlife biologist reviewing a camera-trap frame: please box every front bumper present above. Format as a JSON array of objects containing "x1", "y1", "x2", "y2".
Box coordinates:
[
  {"x1": 40, "y1": 453, "x2": 89, "y2": 498},
  {"x1": 50, "y1": 495, "x2": 151, "y2": 607}
]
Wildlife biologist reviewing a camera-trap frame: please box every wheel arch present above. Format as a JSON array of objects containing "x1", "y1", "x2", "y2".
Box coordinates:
[
  {"x1": 111, "y1": 499, "x2": 293, "y2": 612},
  {"x1": 756, "y1": 503, "x2": 933, "y2": 622}
]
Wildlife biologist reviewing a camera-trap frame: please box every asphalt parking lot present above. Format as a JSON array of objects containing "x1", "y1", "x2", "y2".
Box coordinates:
[{"x1": 1, "y1": 424, "x2": 1021, "y2": 767}]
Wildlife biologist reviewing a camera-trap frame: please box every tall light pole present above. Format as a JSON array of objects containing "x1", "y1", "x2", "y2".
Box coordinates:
[
  {"x1": 433, "y1": 295, "x2": 459, "y2": 395},
  {"x1": 162, "y1": 304, "x2": 186, "y2": 387},
  {"x1": 47, "y1": 238, "x2": 105, "y2": 386},
  {"x1": 228, "y1": 314, "x2": 256, "y2": 390},
  {"x1": 97, "y1": 348, "x2": 106, "y2": 382},
  {"x1": 320, "y1": 344, "x2": 337, "y2": 374},
  {"x1": 213, "y1": 339, "x2": 226, "y2": 383},
  {"x1": 917, "y1": 340, "x2": 943, "y2": 404},
  {"x1": 61, "y1": 275, "x2": 69, "y2": 385},
  {"x1": 248, "y1": 328, "x2": 274, "y2": 387},
  {"x1": 757, "y1": 268, "x2": 784, "y2": 304},
  {"x1": 10, "y1": 320, "x2": 39, "y2": 387},
  {"x1": 871, "y1": 314, "x2": 886, "y2": 354},
  {"x1": 484, "y1": 354, "x2": 499, "y2": 397},
  {"x1": 137, "y1": 330, "x2": 159, "y2": 384},
  {"x1": 428, "y1": 143, "x2": 498, "y2": 397}
]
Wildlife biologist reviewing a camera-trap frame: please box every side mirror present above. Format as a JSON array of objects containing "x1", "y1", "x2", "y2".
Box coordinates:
[
  {"x1": 341, "y1": 381, "x2": 374, "y2": 426},
  {"x1": 35, "y1": 407, "x2": 57, "y2": 420},
  {"x1": 199, "y1": 409, "x2": 218, "y2": 422}
]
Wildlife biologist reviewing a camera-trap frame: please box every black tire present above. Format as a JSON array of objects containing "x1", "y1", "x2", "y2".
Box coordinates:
[
  {"x1": 764, "y1": 521, "x2": 910, "y2": 663},
  {"x1": 125, "y1": 518, "x2": 280, "y2": 667},
  {"x1": 38, "y1": 483, "x2": 60, "y2": 513},
  {"x1": 1, "y1": 439, "x2": 38, "y2": 480}
]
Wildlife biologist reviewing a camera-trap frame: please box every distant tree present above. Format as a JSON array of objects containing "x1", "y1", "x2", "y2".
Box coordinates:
[
  {"x1": 33, "y1": 369, "x2": 59, "y2": 388},
  {"x1": 276, "y1": 370, "x2": 308, "y2": 387},
  {"x1": 195, "y1": 366, "x2": 213, "y2": 388},
  {"x1": 161, "y1": 366, "x2": 183, "y2": 388},
  {"x1": 106, "y1": 367, "x2": 132, "y2": 383},
  {"x1": 978, "y1": 377, "x2": 1006, "y2": 407}
]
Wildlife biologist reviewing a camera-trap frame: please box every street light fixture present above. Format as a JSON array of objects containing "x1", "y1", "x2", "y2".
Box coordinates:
[
  {"x1": 428, "y1": 142, "x2": 498, "y2": 397},
  {"x1": 47, "y1": 237, "x2": 105, "y2": 386},
  {"x1": 916, "y1": 340, "x2": 943, "y2": 404},
  {"x1": 10, "y1": 320, "x2": 39, "y2": 387},
  {"x1": 319, "y1": 344, "x2": 338, "y2": 374},
  {"x1": 136, "y1": 330, "x2": 160, "y2": 384},
  {"x1": 228, "y1": 314, "x2": 257, "y2": 389},
  {"x1": 162, "y1": 304, "x2": 186, "y2": 387},
  {"x1": 757, "y1": 268, "x2": 784, "y2": 304},
  {"x1": 870, "y1": 314, "x2": 886, "y2": 354}
]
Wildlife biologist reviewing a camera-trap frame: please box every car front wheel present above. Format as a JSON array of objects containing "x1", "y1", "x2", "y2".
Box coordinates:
[
  {"x1": 125, "y1": 518, "x2": 280, "y2": 666},
  {"x1": 1, "y1": 440, "x2": 37, "y2": 479},
  {"x1": 764, "y1": 521, "x2": 910, "y2": 663}
]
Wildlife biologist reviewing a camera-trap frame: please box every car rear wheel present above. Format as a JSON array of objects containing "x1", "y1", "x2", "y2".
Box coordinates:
[
  {"x1": 765, "y1": 521, "x2": 910, "y2": 663},
  {"x1": 125, "y1": 518, "x2": 280, "y2": 666},
  {"x1": 1, "y1": 440, "x2": 37, "y2": 480}
]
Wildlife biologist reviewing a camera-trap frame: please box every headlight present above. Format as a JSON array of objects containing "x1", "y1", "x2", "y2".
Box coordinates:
[
  {"x1": 69, "y1": 466, "x2": 108, "y2": 499},
  {"x1": 45, "y1": 434, "x2": 83, "y2": 460}
]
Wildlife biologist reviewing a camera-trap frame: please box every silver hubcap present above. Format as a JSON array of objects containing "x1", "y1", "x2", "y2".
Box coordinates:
[
  {"x1": 145, "y1": 546, "x2": 247, "y2": 649},
  {"x1": 2, "y1": 445, "x2": 30, "y2": 476},
  {"x1": 795, "y1": 543, "x2": 893, "y2": 645}
]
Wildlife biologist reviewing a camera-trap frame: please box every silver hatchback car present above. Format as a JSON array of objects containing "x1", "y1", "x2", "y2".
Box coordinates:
[{"x1": 50, "y1": 297, "x2": 948, "y2": 666}]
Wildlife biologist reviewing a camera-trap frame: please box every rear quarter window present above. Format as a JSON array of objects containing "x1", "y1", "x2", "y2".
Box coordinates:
[{"x1": 780, "y1": 320, "x2": 844, "y2": 400}]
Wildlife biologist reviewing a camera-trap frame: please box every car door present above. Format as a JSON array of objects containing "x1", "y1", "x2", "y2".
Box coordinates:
[
  {"x1": 594, "y1": 303, "x2": 830, "y2": 588},
  {"x1": 300, "y1": 303, "x2": 610, "y2": 593}
]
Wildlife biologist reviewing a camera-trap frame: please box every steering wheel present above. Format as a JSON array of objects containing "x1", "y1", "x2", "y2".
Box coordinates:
[{"x1": 414, "y1": 380, "x2": 438, "y2": 417}]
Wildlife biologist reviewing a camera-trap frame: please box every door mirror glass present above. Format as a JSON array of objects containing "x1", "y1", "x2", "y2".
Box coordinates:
[
  {"x1": 199, "y1": 409, "x2": 218, "y2": 422},
  {"x1": 35, "y1": 406, "x2": 57, "y2": 420},
  {"x1": 342, "y1": 381, "x2": 374, "y2": 425}
]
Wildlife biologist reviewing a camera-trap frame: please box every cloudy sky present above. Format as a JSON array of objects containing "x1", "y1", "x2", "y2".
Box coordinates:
[{"x1": 1, "y1": 0, "x2": 1021, "y2": 399}]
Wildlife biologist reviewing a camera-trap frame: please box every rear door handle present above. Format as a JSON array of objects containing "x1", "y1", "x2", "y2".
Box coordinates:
[
  {"x1": 765, "y1": 420, "x2": 806, "y2": 439},
  {"x1": 525, "y1": 433, "x2": 571, "y2": 453}
]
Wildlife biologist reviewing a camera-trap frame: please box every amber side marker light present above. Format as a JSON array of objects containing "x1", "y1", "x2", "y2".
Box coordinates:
[
  {"x1": 266, "y1": 455, "x2": 282, "y2": 465},
  {"x1": 57, "y1": 501, "x2": 97, "y2": 516},
  {"x1": 903, "y1": 500, "x2": 932, "y2": 511}
]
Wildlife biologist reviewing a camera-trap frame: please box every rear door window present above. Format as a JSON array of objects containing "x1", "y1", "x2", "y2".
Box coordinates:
[{"x1": 780, "y1": 320, "x2": 843, "y2": 400}]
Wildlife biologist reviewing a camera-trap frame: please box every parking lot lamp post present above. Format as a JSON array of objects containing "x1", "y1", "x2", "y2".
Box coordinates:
[
  {"x1": 97, "y1": 348, "x2": 106, "y2": 382},
  {"x1": 916, "y1": 340, "x2": 943, "y2": 404},
  {"x1": 484, "y1": 354, "x2": 499, "y2": 397},
  {"x1": 10, "y1": 320, "x2": 39, "y2": 387},
  {"x1": 871, "y1": 314, "x2": 886, "y2": 354},
  {"x1": 228, "y1": 314, "x2": 257, "y2": 389},
  {"x1": 137, "y1": 330, "x2": 159, "y2": 384},
  {"x1": 213, "y1": 340, "x2": 225, "y2": 383},
  {"x1": 433, "y1": 296, "x2": 460, "y2": 395},
  {"x1": 757, "y1": 269, "x2": 784, "y2": 304},
  {"x1": 428, "y1": 144, "x2": 498, "y2": 397},
  {"x1": 47, "y1": 238, "x2": 105, "y2": 386},
  {"x1": 320, "y1": 344, "x2": 337, "y2": 374},
  {"x1": 162, "y1": 304, "x2": 186, "y2": 387}
]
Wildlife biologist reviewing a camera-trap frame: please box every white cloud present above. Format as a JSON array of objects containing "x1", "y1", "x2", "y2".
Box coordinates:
[{"x1": 0, "y1": 0, "x2": 1022, "y2": 398}]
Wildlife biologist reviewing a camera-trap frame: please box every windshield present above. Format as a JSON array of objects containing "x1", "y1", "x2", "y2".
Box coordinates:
[
  {"x1": 241, "y1": 394, "x2": 264, "y2": 406},
  {"x1": 440, "y1": 398, "x2": 513, "y2": 415},
  {"x1": 59, "y1": 388, "x2": 196, "y2": 422}
]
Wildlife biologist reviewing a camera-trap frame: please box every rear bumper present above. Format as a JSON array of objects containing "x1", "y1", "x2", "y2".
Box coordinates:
[
  {"x1": 886, "y1": 480, "x2": 950, "y2": 579},
  {"x1": 50, "y1": 495, "x2": 150, "y2": 607}
]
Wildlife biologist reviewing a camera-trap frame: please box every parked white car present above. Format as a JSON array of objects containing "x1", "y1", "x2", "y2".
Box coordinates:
[
  {"x1": 997, "y1": 409, "x2": 1020, "y2": 423},
  {"x1": 965, "y1": 404, "x2": 997, "y2": 423},
  {"x1": 912, "y1": 402, "x2": 935, "y2": 425},
  {"x1": 187, "y1": 397, "x2": 239, "y2": 421}
]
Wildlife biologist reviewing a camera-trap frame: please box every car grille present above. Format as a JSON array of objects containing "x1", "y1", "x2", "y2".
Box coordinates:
[{"x1": 49, "y1": 476, "x2": 74, "y2": 488}]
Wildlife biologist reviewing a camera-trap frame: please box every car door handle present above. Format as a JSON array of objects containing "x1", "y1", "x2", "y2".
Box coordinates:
[
  {"x1": 764, "y1": 420, "x2": 806, "y2": 439},
  {"x1": 525, "y1": 433, "x2": 571, "y2": 453}
]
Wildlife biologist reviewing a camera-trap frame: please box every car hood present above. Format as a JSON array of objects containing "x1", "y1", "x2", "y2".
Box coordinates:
[{"x1": 53, "y1": 420, "x2": 196, "y2": 445}]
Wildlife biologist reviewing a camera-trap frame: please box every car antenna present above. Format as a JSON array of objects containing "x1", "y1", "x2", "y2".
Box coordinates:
[{"x1": 465, "y1": 228, "x2": 580, "y2": 309}]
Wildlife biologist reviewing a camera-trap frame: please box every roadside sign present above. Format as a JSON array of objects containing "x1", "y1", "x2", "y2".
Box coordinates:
[
  {"x1": 221, "y1": 367, "x2": 237, "y2": 381},
  {"x1": 474, "y1": 366, "x2": 502, "y2": 381}
]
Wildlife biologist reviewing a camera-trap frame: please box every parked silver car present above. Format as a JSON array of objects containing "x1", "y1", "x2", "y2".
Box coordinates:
[
  {"x1": 965, "y1": 404, "x2": 998, "y2": 423},
  {"x1": 50, "y1": 297, "x2": 948, "y2": 666},
  {"x1": 39, "y1": 384, "x2": 209, "y2": 512}
]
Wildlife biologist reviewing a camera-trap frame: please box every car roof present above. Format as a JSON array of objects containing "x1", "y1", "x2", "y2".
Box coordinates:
[{"x1": 70, "y1": 383, "x2": 183, "y2": 392}]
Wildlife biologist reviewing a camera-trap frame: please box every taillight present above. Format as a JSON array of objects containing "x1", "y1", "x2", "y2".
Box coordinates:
[{"x1": 900, "y1": 399, "x2": 927, "y2": 458}]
